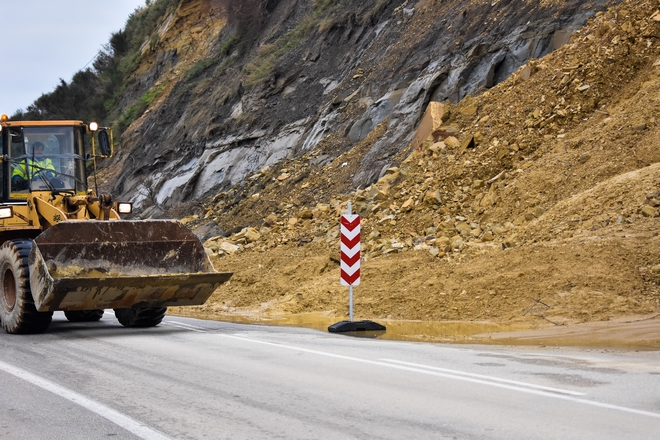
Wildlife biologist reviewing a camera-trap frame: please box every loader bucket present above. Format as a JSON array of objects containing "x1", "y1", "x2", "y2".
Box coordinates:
[{"x1": 27, "y1": 220, "x2": 232, "y2": 312}]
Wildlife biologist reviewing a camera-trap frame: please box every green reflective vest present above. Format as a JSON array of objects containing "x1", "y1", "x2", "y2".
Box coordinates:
[{"x1": 12, "y1": 158, "x2": 55, "y2": 179}]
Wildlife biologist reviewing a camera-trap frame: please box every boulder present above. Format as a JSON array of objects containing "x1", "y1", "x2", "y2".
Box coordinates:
[
  {"x1": 410, "y1": 102, "x2": 449, "y2": 150},
  {"x1": 641, "y1": 205, "x2": 657, "y2": 217},
  {"x1": 428, "y1": 142, "x2": 446, "y2": 154},
  {"x1": 401, "y1": 198, "x2": 415, "y2": 212},
  {"x1": 436, "y1": 236, "x2": 451, "y2": 247},
  {"x1": 193, "y1": 221, "x2": 225, "y2": 242},
  {"x1": 517, "y1": 65, "x2": 536, "y2": 82},
  {"x1": 455, "y1": 222, "x2": 472, "y2": 236},
  {"x1": 481, "y1": 231, "x2": 495, "y2": 242},
  {"x1": 423, "y1": 190, "x2": 443, "y2": 205},
  {"x1": 445, "y1": 136, "x2": 461, "y2": 149},
  {"x1": 245, "y1": 228, "x2": 261, "y2": 243},
  {"x1": 219, "y1": 241, "x2": 240, "y2": 254},
  {"x1": 450, "y1": 235, "x2": 465, "y2": 249}
]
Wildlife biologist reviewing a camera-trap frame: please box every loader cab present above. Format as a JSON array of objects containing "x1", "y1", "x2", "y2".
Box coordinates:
[{"x1": 1, "y1": 121, "x2": 88, "y2": 200}]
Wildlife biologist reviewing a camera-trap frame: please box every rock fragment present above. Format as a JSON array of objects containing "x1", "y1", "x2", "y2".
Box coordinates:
[
  {"x1": 411, "y1": 102, "x2": 449, "y2": 150},
  {"x1": 641, "y1": 205, "x2": 657, "y2": 217},
  {"x1": 445, "y1": 136, "x2": 461, "y2": 149}
]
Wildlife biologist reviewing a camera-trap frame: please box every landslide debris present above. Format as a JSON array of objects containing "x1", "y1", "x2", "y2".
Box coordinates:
[{"x1": 171, "y1": 0, "x2": 660, "y2": 331}]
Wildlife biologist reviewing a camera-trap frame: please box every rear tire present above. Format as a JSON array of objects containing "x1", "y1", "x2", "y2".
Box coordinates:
[
  {"x1": 0, "y1": 240, "x2": 52, "y2": 334},
  {"x1": 114, "y1": 306, "x2": 167, "y2": 328},
  {"x1": 64, "y1": 309, "x2": 104, "y2": 322}
]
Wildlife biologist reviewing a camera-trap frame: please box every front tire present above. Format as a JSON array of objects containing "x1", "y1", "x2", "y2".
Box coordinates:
[
  {"x1": 0, "y1": 240, "x2": 52, "y2": 334},
  {"x1": 114, "y1": 306, "x2": 167, "y2": 328},
  {"x1": 64, "y1": 309, "x2": 104, "y2": 322}
]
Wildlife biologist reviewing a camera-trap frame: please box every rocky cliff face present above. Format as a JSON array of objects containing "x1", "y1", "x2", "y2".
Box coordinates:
[{"x1": 103, "y1": 0, "x2": 619, "y2": 220}]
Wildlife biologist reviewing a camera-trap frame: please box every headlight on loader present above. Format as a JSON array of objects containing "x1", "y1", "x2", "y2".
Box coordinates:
[
  {"x1": 116, "y1": 202, "x2": 133, "y2": 214},
  {"x1": 0, "y1": 206, "x2": 13, "y2": 219}
]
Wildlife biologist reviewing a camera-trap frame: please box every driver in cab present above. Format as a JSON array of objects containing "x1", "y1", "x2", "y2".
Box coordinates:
[{"x1": 12, "y1": 141, "x2": 56, "y2": 191}]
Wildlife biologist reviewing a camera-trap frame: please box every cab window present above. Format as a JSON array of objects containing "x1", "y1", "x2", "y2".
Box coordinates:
[{"x1": 9, "y1": 127, "x2": 85, "y2": 197}]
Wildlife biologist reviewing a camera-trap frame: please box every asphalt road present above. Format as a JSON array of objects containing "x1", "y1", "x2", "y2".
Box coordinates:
[{"x1": 0, "y1": 312, "x2": 659, "y2": 439}]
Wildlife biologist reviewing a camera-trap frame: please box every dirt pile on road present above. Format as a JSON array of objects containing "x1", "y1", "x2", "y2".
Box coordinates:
[{"x1": 173, "y1": 0, "x2": 660, "y2": 332}]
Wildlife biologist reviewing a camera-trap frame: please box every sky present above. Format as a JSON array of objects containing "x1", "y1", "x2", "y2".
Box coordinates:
[{"x1": 1, "y1": 0, "x2": 147, "y2": 115}]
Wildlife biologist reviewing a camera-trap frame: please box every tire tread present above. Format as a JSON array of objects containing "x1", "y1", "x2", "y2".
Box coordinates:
[
  {"x1": 114, "y1": 306, "x2": 167, "y2": 328},
  {"x1": 0, "y1": 239, "x2": 52, "y2": 334}
]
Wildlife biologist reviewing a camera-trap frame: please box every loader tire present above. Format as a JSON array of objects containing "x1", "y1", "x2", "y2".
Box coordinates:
[
  {"x1": 0, "y1": 240, "x2": 52, "y2": 334},
  {"x1": 64, "y1": 309, "x2": 104, "y2": 322},
  {"x1": 114, "y1": 306, "x2": 167, "y2": 328}
]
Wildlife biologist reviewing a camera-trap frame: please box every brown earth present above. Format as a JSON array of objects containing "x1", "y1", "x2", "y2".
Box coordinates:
[{"x1": 172, "y1": 0, "x2": 660, "y2": 347}]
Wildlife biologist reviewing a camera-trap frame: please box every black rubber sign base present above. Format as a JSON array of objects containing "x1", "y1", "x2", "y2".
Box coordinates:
[{"x1": 328, "y1": 320, "x2": 386, "y2": 333}]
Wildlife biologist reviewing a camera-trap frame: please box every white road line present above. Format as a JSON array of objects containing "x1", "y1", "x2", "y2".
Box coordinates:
[
  {"x1": 104, "y1": 311, "x2": 208, "y2": 332},
  {"x1": 220, "y1": 334, "x2": 660, "y2": 420},
  {"x1": 379, "y1": 358, "x2": 585, "y2": 396},
  {"x1": 0, "y1": 360, "x2": 172, "y2": 440},
  {"x1": 104, "y1": 311, "x2": 207, "y2": 333},
  {"x1": 161, "y1": 320, "x2": 207, "y2": 332}
]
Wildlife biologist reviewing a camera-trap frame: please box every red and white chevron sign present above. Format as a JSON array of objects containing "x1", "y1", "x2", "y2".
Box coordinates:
[{"x1": 340, "y1": 214, "x2": 361, "y2": 286}]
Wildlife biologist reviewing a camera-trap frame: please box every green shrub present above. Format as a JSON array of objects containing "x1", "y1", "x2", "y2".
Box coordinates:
[
  {"x1": 117, "y1": 81, "x2": 167, "y2": 132},
  {"x1": 185, "y1": 57, "x2": 221, "y2": 83},
  {"x1": 220, "y1": 36, "x2": 238, "y2": 56},
  {"x1": 243, "y1": 15, "x2": 317, "y2": 86}
]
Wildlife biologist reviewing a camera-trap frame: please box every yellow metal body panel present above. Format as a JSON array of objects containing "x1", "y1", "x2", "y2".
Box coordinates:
[
  {"x1": 0, "y1": 192, "x2": 118, "y2": 232},
  {"x1": 0, "y1": 204, "x2": 39, "y2": 229}
]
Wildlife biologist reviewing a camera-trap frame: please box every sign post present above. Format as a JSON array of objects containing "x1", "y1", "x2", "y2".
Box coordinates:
[{"x1": 328, "y1": 202, "x2": 386, "y2": 333}]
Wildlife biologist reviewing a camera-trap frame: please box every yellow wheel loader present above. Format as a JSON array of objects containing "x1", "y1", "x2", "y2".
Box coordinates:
[{"x1": 0, "y1": 116, "x2": 232, "y2": 333}]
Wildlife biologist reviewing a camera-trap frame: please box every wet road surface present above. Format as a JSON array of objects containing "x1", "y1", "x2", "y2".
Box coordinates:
[{"x1": 0, "y1": 312, "x2": 658, "y2": 439}]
